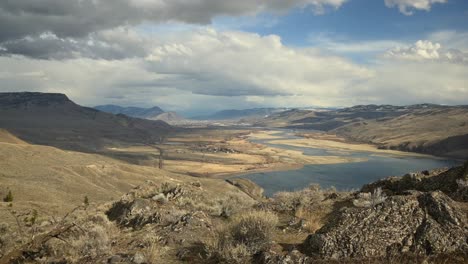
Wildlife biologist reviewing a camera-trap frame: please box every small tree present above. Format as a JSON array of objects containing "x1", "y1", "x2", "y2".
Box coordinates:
[
  {"x1": 84, "y1": 196, "x2": 89, "y2": 206},
  {"x1": 3, "y1": 190, "x2": 13, "y2": 202}
]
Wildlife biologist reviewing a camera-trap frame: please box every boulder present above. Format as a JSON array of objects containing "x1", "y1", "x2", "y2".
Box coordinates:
[
  {"x1": 303, "y1": 191, "x2": 467, "y2": 259},
  {"x1": 361, "y1": 161, "x2": 468, "y2": 202}
]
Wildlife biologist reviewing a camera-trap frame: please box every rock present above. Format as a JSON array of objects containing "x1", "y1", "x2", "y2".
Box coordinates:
[
  {"x1": 132, "y1": 252, "x2": 146, "y2": 264},
  {"x1": 255, "y1": 249, "x2": 310, "y2": 264},
  {"x1": 108, "y1": 255, "x2": 122, "y2": 264},
  {"x1": 160, "y1": 184, "x2": 186, "y2": 200},
  {"x1": 191, "y1": 181, "x2": 202, "y2": 188},
  {"x1": 176, "y1": 248, "x2": 191, "y2": 260},
  {"x1": 361, "y1": 162, "x2": 468, "y2": 202},
  {"x1": 152, "y1": 193, "x2": 167, "y2": 204},
  {"x1": 303, "y1": 191, "x2": 468, "y2": 259},
  {"x1": 106, "y1": 198, "x2": 161, "y2": 229}
]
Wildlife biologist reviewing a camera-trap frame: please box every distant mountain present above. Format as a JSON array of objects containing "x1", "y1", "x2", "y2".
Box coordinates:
[
  {"x1": 192, "y1": 108, "x2": 290, "y2": 120},
  {"x1": 94, "y1": 104, "x2": 164, "y2": 119},
  {"x1": 0, "y1": 93, "x2": 172, "y2": 151},
  {"x1": 149, "y1": 111, "x2": 185, "y2": 123}
]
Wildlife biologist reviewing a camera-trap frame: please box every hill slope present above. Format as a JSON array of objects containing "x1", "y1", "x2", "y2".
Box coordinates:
[
  {"x1": 193, "y1": 108, "x2": 290, "y2": 120},
  {"x1": 94, "y1": 104, "x2": 164, "y2": 119},
  {"x1": 257, "y1": 104, "x2": 468, "y2": 159},
  {"x1": 0, "y1": 93, "x2": 172, "y2": 151},
  {"x1": 148, "y1": 111, "x2": 185, "y2": 123},
  {"x1": 0, "y1": 131, "x2": 254, "y2": 224}
]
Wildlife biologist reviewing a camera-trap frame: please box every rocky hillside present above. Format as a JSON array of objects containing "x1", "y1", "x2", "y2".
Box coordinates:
[
  {"x1": 2, "y1": 161, "x2": 466, "y2": 263},
  {"x1": 148, "y1": 111, "x2": 186, "y2": 124},
  {"x1": 95, "y1": 105, "x2": 189, "y2": 125},
  {"x1": 193, "y1": 108, "x2": 290, "y2": 121},
  {"x1": 94, "y1": 105, "x2": 165, "y2": 119},
  {"x1": 258, "y1": 104, "x2": 468, "y2": 159},
  {"x1": 0, "y1": 93, "x2": 172, "y2": 152}
]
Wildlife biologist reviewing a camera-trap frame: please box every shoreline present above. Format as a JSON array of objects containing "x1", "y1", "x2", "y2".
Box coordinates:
[
  {"x1": 271, "y1": 130, "x2": 452, "y2": 160},
  {"x1": 217, "y1": 129, "x2": 460, "y2": 180}
]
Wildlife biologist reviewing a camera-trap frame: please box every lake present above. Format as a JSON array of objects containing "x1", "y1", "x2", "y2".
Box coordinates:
[{"x1": 237, "y1": 130, "x2": 460, "y2": 196}]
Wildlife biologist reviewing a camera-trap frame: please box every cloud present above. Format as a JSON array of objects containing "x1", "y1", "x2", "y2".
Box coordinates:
[
  {"x1": 428, "y1": 31, "x2": 468, "y2": 52},
  {"x1": 0, "y1": 28, "x2": 374, "y2": 109},
  {"x1": 308, "y1": 34, "x2": 404, "y2": 57},
  {"x1": 141, "y1": 29, "x2": 373, "y2": 97},
  {"x1": 352, "y1": 60, "x2": 468, "y2": 105},
  {"x1": 1, "y1": 24, "x2": 468, "y2": 112},
  {"x1": 0, "y1": 0, "x2": 347, "y2": 58},
  {"x1": 0, "y1": 28, "x2": 151, "y2": 60},
  {"x1": 384, "y1": 0, "x2": 447, "y2": 15},
  {"x1": 384, "y1": 40, "x2": 468, "y2": 63}
]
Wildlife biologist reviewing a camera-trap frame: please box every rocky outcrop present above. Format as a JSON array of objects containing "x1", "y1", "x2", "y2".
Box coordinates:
[
  {"x1": 0, "y1": 92, "x2": 73, "y2": 109},
  {"x1": 106, "y1": 183, "x2": 189, "y2": 229},
  {"x1": 303, "y1": 191, "x2": 468, "y2": 259},
  {"x1": 106, "y1": 197, "x2": 162, "y2": 229},
  {"x1": 361, "y1": 161, "x2": 468, "y2": 202}
]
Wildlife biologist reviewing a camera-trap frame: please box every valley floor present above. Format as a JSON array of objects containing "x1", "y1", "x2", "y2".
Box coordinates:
[{"x1": 103, "y1": 128, "x2": 438, "y2": 180}]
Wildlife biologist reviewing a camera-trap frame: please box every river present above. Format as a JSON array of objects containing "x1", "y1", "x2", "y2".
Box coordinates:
[{"x1": 237, "y1": 130, "x2": 460, "y2": 196}]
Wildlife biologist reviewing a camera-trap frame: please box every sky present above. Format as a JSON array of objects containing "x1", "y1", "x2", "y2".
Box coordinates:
[{"x1": 0, "y1": 0, "x2": 467, "y2": 116}]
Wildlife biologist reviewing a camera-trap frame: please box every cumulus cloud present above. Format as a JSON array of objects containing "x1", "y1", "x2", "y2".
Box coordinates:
[
  {"x1": 141, "y1": 29, "x2": 373, "y2": 97},
  {"x1": 384, "y1": 40, "x2": 468, "y2": 63},
  {"x1": 384, "y1": 0, "x2": 447, "y2": 15},
  {"x1": 0, "y1": 0, "x2": 347, "y2": 58}
]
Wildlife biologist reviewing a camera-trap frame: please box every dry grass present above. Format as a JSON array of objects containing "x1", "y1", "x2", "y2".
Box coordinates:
[
  {"x1": 295, "y1": 207, "x2": 326, "y2": 233},
  {"x1": 140, "y1": 235, "x2": 165, "y2": 264},
  {"x1": 204, "y1": 210, "x2": 278, "y2": 263},
  {"x1": 40, "y1": 212, "x2": 117, "y2": 263}
]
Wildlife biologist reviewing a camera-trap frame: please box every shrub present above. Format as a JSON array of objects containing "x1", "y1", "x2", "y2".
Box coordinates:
[
  {"x1": 273, "y1": 184, "x2": 324, "y2": 211},
  {"x1": 24, "y1": 209, "x2": 38, "y2": 227},
  {"x1": 295, "y1": 207, "x2": 326, "y2": 233},
  {"x1": 175, "y1": 192, "x2": 254, "y2": 217},
  {"x1": 84, "y1": 196, "x2": 89, "y2": 206},
  {"x1": 0, "y1": 223, "x2": 13, "y2": 258},
  {"x1": 206, "y1": 210, "x2": 278, "y2": 263},
  {"x1": 229, "y1": 211, "x2": 278, "y2": 251},
  {"x1": 353, "y1": 187, "x2": 387, "y2": 208},
  {"x1": 41, "y1": 211, "x2": 115, "y2": 263},
  {"x1": 72, "y1": 225, "x2": 110, "y2": 258},
  {"x1": 456, "y1": 178, "x2": 468, "y2": 188},
  {"x1": 3, "y1": 190, "x2": 13, "y2": 202}
]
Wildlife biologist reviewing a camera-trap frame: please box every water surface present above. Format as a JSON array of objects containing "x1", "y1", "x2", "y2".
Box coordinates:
[{"x1": 238, "y1": 130, "x2": 459, "y2": 196}]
